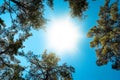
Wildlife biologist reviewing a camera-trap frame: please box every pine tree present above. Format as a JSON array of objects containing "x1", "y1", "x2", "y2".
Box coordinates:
[
  {"x1": 87, "y1": 0, "x2": 120, "y2": 70},
  {"x1": 65, "y1": 0, "x2": 88, "y2": 18},
  {"x1": 25, "y1": 51, "x2": 75, "y2": 80}
]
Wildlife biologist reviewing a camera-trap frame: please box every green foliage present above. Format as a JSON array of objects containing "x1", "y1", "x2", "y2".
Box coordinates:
[
  {"x1": 0, "y1": 0, "x2": 46, "y2": 30},
  {"x1": 1, "y1": 0, "x2": 120, "y2": 80},
  {"x1": 0, "y1": 0, "x2": 83, "y2": 79},
  {"x1": 65, "y1": 0, "x2": 88, "y2": 18},
  {"x1": 0, "y1": 0, "x2": 89, "y2": 79},
  {"x1": 42, "y1": 50, "x2": 60, "y2": 67},
  {"x1": 25, "y1": 51, "x2": 75, "y2": 80},
  {"x1": 0, "y1": 23, "x2": 31, "y2": 79},
  {"x1": 110, "y1": 1, "x2": 118, "y2": 21},
  {"x1": 47, "y1": 0, "x2": 54, "y2": 9},
  {"x1": 87, "y1": 0, "x2": 120, "y2": 70},
  {"x1": 0, "y1": 18, "x2": 6, "y2": 27}
]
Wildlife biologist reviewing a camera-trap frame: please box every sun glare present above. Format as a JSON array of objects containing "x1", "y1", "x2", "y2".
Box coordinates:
[{"x1": 46, "y1": 16, "x2": 82, "y2": 55}]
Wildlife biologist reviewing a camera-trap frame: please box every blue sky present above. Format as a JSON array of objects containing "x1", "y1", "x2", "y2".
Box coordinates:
[{"x1": 23, "y1": 0, "x2": 120, "y2": 80}]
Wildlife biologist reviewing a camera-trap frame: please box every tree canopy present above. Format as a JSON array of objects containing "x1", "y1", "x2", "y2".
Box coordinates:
[
  {"x1": 0, "y1": 0, "x2": 88, "y2": 79},
  {"x1": 87, "y1": 0, "x2": 120, "y2": 70},
  {"x1": 64, "y1": 0, "x2": 88, "y2": 18},
  {"x1": 0, "y1": 0, "x2": 120, "y2": 80},
  {"x1": 25, "y1": 51, "x2": 75, "y2": 80}
]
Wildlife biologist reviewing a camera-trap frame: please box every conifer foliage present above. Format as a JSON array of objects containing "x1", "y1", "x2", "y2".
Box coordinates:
[
  {"x1": 0, "y1": 0, "x2": 88, "y2": 79},
  {"x1": 87, "y1": 0, "x2": 120, "y2": 70},
  {"x1": 65, "y1": 0, "x2": 88, "y2": 18},
  {"x1": 25, "y1": 51, "x2": 75, "y2": 80}
]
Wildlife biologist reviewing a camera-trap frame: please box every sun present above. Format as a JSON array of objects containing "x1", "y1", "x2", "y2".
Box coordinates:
[{"x1": 46, "y1": 16, "x2": 82, "y2": 55}]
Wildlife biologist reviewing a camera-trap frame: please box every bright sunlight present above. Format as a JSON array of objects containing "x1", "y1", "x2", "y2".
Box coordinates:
[{"x1": 46, "y1": 16, "x2": 82, "y2": 55}]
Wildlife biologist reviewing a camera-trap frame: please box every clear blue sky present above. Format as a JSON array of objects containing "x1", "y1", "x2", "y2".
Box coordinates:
[{"x1": 23, "y1": 0, "x2": 120, "y2": 80}]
